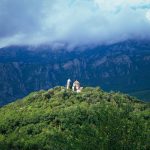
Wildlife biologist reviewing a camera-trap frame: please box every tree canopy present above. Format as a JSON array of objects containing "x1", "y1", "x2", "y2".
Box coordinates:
[{"x1": 0, "y1": 86, "x2": 149, "y2": 150}]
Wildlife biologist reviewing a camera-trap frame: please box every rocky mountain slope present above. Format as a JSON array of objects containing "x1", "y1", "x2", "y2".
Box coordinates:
[
  {"x1": 0, "y1": 40, "x2": 150, "y2": 105},
  {"x1": 0, "y1": 87, "x2": 149, "y2": 149}
]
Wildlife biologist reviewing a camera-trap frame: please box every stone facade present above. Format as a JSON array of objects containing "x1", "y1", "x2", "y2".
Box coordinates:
[{"x1": 66, "y1": 79, "x2": 83, "y2": 92}]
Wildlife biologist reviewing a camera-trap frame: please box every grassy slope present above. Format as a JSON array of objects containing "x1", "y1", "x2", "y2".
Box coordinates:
[{"x1": 0, "y1": 87, "x2": 149, "y2": 150}]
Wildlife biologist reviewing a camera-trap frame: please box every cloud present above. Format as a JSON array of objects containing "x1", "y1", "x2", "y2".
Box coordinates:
[{"x1": 0, "y1": 0, "x2": 150, "y2": 48}]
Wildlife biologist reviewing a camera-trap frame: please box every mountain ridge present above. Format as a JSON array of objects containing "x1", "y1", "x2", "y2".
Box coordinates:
[{"x1": 0, "y1": 40, "x2": 150, "y2": 106}]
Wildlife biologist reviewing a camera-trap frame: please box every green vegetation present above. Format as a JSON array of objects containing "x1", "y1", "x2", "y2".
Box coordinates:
[{"x1": 0, "y1": 86, "x2": 149, "y2": 150}]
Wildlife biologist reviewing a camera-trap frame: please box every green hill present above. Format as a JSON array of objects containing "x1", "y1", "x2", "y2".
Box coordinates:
[{"x1": 0, "y1": 87, "x2": 149, "y2": 150}]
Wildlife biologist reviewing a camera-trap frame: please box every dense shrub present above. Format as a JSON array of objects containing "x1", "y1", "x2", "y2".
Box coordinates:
[{"x1": 0, "y1": 87, "x2": 149, "y2": 150}]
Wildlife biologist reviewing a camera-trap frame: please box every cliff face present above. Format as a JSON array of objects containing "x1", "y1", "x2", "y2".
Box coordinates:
[{"x1": 0, "y1": 40, "x2": 150, "y2": 105}]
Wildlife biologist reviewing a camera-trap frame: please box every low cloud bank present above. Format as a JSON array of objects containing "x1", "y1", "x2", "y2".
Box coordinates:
[{"x1": 0, "y1": 0, "x2": 150, "y2": 49}]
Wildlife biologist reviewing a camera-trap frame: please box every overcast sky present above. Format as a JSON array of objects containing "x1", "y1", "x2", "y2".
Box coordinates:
[{"x1": 0, "y1": 0, "x2": 150, "y2": 48}]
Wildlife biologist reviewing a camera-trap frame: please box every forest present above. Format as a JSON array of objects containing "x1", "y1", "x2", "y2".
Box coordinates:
[{"x1": 0, "y1": 86, "x2": 149, "y2": 150}]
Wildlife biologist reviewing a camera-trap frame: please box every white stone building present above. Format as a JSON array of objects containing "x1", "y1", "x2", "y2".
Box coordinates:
[{"x1": 66, "y1": 79, "x2": 83, "y2": 92}]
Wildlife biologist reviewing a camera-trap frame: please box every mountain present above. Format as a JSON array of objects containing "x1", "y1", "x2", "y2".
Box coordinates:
[
  {"x1": 0, "y1": 40, "x2": 150, "y2": 105},
  {"x1": 0, "y1": 87, "x2": 149, "y2": 150}
]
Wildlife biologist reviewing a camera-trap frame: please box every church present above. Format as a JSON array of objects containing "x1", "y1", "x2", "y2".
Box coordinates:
[{"x1": 66, "y1": 79, "x2": 83, "y2": 93}]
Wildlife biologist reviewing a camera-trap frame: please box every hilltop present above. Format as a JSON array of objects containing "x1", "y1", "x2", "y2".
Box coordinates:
[{"x1": 0, "y1": 86, "x2": 149, "y2": 150}]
